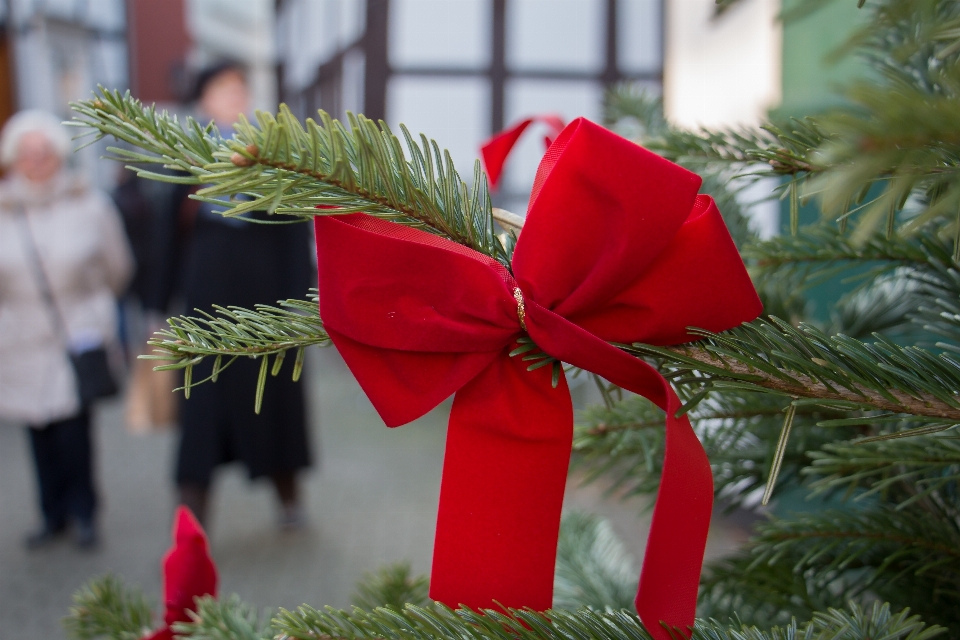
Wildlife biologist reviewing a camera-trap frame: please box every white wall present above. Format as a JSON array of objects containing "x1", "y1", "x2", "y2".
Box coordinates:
[
  {"x1": 664, "y1": 0, "x2": 780, "y2": 129},
  {"x1": 664, "y1": 0, "x2": 782, "y2": 237},
  {"x1": 186, "y1": 0, "x2": 278, "y2": 112}
]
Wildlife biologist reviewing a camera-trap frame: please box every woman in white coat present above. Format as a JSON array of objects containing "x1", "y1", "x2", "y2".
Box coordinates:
[{"x1": 0, "y1": 111, "x2": 133, "y2": 549}]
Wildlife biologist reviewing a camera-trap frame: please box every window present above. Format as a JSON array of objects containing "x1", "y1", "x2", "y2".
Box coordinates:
[{"x1": 277, "y1": 0, "x2": 663, "y2": 212}]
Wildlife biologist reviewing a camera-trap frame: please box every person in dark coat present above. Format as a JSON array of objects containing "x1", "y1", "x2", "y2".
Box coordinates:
[{"x1": 146, "y1": 62, "x2": 314, "y2": 528}]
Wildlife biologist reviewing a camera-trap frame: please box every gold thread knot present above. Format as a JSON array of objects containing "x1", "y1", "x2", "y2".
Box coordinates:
[{"x1": 513, "y1": 287, "x2": 527, "y2": 331}]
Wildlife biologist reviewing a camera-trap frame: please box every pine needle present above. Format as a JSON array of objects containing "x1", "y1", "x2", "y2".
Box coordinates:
[{"x1": 762, "y1": 404, "x2": 797, "y2": 505}]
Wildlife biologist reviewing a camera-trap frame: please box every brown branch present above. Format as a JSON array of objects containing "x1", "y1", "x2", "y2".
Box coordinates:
[
  {"x1": 767, "y1": 152, "x2": 822, "y2": 175},
  {"x1": 669, "y1": 345, "x2": 960, "y2": 421}
]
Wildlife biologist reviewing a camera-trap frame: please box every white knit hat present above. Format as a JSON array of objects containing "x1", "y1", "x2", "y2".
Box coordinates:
[{"x1": 0, "y1": 110, "x2": 72, "y2": 167}]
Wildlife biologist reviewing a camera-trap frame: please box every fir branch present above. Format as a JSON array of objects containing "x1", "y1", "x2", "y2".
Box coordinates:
[
  {"x1": 70, "y1": 89, "x2": 510, "y2": 266},
  {"x1": 747, "y1": 225, "x2": 960, "y2": 342},
  {"x1": 699, "y1": 558, "x2": 854, "y2": 628},
  {"x1": 628, "y1": 318, "x2": 960, "y2": 424},
  {"x1": 63, "y1": 574, "x2": 155, "y2": 640},
  {"x1": 573, "y1": 393, "x2": 850, "y2": 510},
  {"x1": 805, "y1": 434, "x2": 960, "y2": 510},
  {"x1": 352, "y1": 564, "x2": 431, "y2": 611},
  {"x1": 910, "y1": 261, "x2": 960, "y2": 350},
  {"x1": 173, "y1": 595, "x2": 273, "y2": 640},
  {"x1": 732, "y1": 507, "x2": 960, "y2": 628},
  {"x1": 141, "y1": 294, "x2": 327, "y2": 410},
  {"x1": 270, "y1": 600, "x2": 944, "y2": 640},
  {"x1": 649, "y1": 120, "x2": 827, "y2": 177},
  {"x1": 752, "y1": 508, "x2": 960, "y2": 574},
  {"x1": 553, "y1": 512, "x2": 637, "y2": 612},
  {"x1": 810, "y1": 602, "x2": 945, "y2": 640},
  {"x1": 145, "y1": 294, "x2": 328, "y2": 365},
  {"x1": 273, "y1": 602, "x2": 655, "y2": 640},
  {"x1": 829, "y1": 271, "x2": 924, "y2": 341},
  {"x1": 63, "y1": 575, "x2": 945, "y2": 640},
  {"x1": 745, "y1": 226, "x2": 955, "y2": 286}
]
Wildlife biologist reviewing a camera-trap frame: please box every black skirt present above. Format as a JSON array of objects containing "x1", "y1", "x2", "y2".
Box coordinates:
[{"x1": 174, "y1": 209, "x2": 315, "y2": 485}]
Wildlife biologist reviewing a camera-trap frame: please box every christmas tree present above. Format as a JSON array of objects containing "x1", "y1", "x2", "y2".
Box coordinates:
[{"x1": 65, "y1": 0, "x2": 957, "y2": 638}]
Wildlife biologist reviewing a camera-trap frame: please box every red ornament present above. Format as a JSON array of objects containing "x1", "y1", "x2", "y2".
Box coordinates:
[
  {"x1": 143, "y1": 507, "x2": 218, "y2": 640},
  {"x1": 314, "y1": 117, "x2": 761, "y2": 639}
]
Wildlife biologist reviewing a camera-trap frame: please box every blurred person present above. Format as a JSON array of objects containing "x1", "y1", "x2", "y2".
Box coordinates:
[
  {"x1": 111, "y1": 169, "x2": 162, "y2": 355},
  {"x1": 0, "y1": 110, "x2": 134, "y2": 549},
  {"x1": 146, "y1": 62, "x2": 313, "y2": 529}
]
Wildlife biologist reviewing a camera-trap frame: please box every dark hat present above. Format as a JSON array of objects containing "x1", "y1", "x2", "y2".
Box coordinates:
[{"x1": 191, "y1": 61, "x2": 247, "y2": 102}]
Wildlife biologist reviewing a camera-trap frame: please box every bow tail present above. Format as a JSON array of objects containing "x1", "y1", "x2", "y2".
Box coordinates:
[
  {"x1": 525, "y1": 303, "x2": 711, "y2": 639},
  {"x1": 636, "y1": 396, "x2": 712, "y2": 637},
  {"x1": 431, "y1": 349, "x2": 573, "y2": 611}
]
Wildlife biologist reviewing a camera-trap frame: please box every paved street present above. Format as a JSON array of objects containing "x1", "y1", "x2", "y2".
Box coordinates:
[{"x1": 0, "y1": 347, "x2": 745, "y2": 639}]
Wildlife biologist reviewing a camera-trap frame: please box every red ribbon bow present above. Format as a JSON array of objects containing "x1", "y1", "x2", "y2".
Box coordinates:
[
  {"x1": 144, "y1": 507, "x2": 218, "y2": 640},
  {"x1": 481, "y1": 115, "x2": 566, "y2": 190},
  {"x1": 314, "y1": 118, "x2": 761, "y2": 637}
]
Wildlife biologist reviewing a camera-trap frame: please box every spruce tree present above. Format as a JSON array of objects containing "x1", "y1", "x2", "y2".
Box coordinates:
[{"x1": 64, "y1": 0, "x2": 958, "y2": 637}]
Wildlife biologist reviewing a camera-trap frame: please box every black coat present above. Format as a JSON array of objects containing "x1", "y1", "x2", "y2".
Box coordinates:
[{"x1": 149, "y1": 192, "x2": 315, "y2": 484}]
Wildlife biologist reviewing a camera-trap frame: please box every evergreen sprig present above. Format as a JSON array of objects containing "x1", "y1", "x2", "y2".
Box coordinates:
[
  {"x1": 629, "y1": 319, "x2": 960, "y2": 426},
  {"x1": 143, "y1": 293, "x2": 328, "y2": 413},
  {"x1": 604, "y1": 85, "x2": 827, "y2": 178},
  {"x1": 63, "y1": 574, "x2": 155, "y2": 640},
  {"x1": 70, "y1": 88, "x2": 512, "y2": 266},
  {"x1": 743, "y1": 223, "x2": 960, "y2": 346},
  {"x1": 553, "y1": 512, "x2": 638, "y2": 612},
  {"x1": 705, "y1": 507, "x2": 960, "y2": 630},
  {"x1": 698, "y1": 558, "x2": 845, "y2": 628},
  {"x1": 273, "y1": 600, "x2": 945, "y2": 640},
  {"x1": 352, "y1": 564, "x2": 432, "y2": 611},
  {"x1": 573, "y1": 392, "x2": 852, "y2": 510},
  {"x1": 804, "y1": 434, "x2": 960, "y2": 508},
  {"x1": 173, "y1": 595, "x2": 273, "y2": 640},
  {"x1": 63, "y1": 574, "x2": 945, "y2": 640},
  {"x1": 745, "y1": 225, "x2": 956, "y2": 289}
]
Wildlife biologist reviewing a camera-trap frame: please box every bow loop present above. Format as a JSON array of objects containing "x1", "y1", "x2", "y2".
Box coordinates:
[
  {"x1": 513, "y1": 118, "x2": 703, "y2": 319},
  {"x1": 565, "y1": 194, "x2": 762, "y2": 345},
  {"x1": 315, "y1": 213, "x2": 522, "y2": 426},
  {"x1": 480, "y1": 115, "x2": 565, "y2": 190}
]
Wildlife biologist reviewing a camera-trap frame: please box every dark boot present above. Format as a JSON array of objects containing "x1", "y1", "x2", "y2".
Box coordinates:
[
  {"x1": 272, "y1": 472, "x2": 305, "y2": 530},
  {"x1": 74, "y1": 519, "x2": 99, "y2": 550},
  {"x1": 23, "y1": 522, "x2": 66, "y2": 550}
]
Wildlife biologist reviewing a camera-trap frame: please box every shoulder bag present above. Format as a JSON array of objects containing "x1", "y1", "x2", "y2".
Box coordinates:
[{"x1": 16, "y1": 207, "x2": 118, "y2": 406}]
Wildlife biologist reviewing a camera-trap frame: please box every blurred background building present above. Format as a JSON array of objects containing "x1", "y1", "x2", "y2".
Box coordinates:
[
  {"x1": 276, "y1": 0, "x2": 663, "y2": 213},
  {"x1": 0, "y1": 0, "x2": 799, "y2": 217}
]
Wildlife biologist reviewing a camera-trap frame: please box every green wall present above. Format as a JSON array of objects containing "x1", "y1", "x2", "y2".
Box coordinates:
[{"x1": 778, "y1": 0, "x2": 869, "y2": 118}]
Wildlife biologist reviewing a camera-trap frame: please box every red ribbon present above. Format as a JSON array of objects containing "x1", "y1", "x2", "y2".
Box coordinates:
[
  {"x1": 144, "y1": 507, "x2": 218, "y2": 640},
  {"x1": 314, "y1": 118, "x2": 761, "y2": 637},
  {"x1": 481, "y1": 115, "x2": 565, "y2": 190}
]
